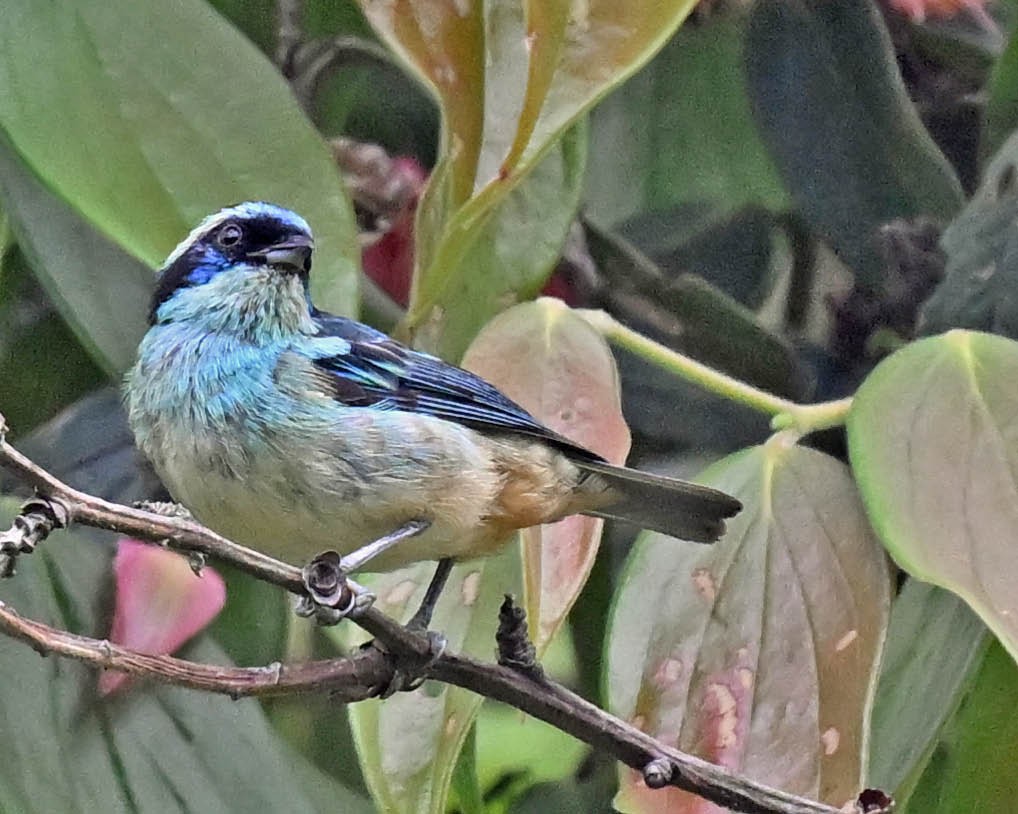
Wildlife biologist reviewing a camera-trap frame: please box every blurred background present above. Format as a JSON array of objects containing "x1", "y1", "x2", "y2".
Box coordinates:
[{"x1": 0, "y1": 0, "x2": 1015, "y2": 812}]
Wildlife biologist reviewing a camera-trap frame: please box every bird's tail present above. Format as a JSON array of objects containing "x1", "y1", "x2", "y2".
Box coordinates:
[{"x1": 573, "y1": 460, "x2": 741, "y2": 543}]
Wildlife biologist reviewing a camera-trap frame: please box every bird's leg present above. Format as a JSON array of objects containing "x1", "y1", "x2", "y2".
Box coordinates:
[
  {"x1": 406, "y1": 557, "x2": 454, "y2": 631},
  {"x1": 373, "y1": 558, "x2": 454, "y2": 697},
  {"x1": 297, "y1": 518, "x2": 430, "y2": 624},
  {"x1": 341, "y1": 518, "x2": 431, "y2": 573}
]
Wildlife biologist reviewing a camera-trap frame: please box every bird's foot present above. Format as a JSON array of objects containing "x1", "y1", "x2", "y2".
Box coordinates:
[
  {"x1": 134, "y1": 500, "x2": 194, "y2": 520},
  {"x1": 296, "y1": 550, "x2": 376, "y2": 625},
  {"x1": 294, "y1": 520, "x2": 432, "y2": 625},
  {"x1": 368, "y1": 629, "x2": 447, "y2": 698}
]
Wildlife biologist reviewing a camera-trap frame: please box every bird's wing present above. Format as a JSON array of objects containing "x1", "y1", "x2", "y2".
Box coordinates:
[{"x1": 306, "y1": 311, "x2": 602, "y2": 461}]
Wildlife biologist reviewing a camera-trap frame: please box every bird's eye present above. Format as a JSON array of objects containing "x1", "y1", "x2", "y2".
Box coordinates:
[{"x1": 217, "y1": 223, "x2": 243, "y2": 247}]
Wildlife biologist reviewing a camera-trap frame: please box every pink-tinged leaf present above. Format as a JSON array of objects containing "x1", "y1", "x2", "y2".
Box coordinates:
[
  {"x1": 461, "y1": 298, "x2": 630, "y2": 650},
  {"x1": 607, "y1": 441, "x2": 890, "y2": 812},
  {"x1": 505, "y1": 0, "x2": 699, "y2": 177},
  {"x1": 341, "y1": 300, "x2": 625, "y2": 812},
  {"x1": 886, "y1": 0, "x2": 993, "y2": 24},
  {"x1": 357, "y1": 0, "x2": 485, "y2": 205},
  {"x1": 376, "y1": 0, "x2": 698, "y2": 359},
  {"x1": 99, "y1": 538, "x2": 226, "y2": 695}
]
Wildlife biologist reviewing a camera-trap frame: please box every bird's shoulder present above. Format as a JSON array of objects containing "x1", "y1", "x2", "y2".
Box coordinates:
[{"x1": 291, "y1": 309, "x2": 602, "y2": 461}]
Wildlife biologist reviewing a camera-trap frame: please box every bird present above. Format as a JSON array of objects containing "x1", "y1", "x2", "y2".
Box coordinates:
[{"x1": 125, "y1": 202, "x2": 741, "y2": 624}]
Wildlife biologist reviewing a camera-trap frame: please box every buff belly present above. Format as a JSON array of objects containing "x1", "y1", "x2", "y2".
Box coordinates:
[{"x1": 146, "y1": 410, "x2": 518, "y2": 572}]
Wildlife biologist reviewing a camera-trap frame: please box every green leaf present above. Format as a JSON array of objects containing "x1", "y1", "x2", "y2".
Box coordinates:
[
  {"x1": 0, "y1": 138, "x2": 151, "y2": 375},
  {"x1": 461, "y1": 298, "x2": 630, "y2": 652},
  {"x1": 848, "y1": 330, "x2": 1018, "y2": 666},
  {"x1": 503, "y1": 0, "x2": 699, "y2": 180},
  {"x1": 983, "y1": 25, "x2": 1018, "y2": 161},
  {"x1": 474, "y1": 700, "x2": 586, "y2": 806},
  {"x1": 617, "y1": 205, "x2": 781, "y2": 310},
  {"x1": 0, "y1": 0, "x2": 358, "y2": 317},
  {"x1": 921, "y1": 131, "x2": 1018, "y2": 338},
  {"x1": 867, "y1": 580, "x2": 989, "y2": 804},
  {"x1": 410, "y1": 123, "x2": 587, "y2": 360},
  {"x1": 745, "y1": 0, "x2": 963, "y2": 290},
  {"x1": 585, "y1": 12, "x2": 788, "y2": 227},
  {"x1": 606, "y1": 442, "x2": 890, "y2": 811},
  {"x1": 362, "y1": 0, "x2": 697, "y2": 203},
  {"x1": 339, "y1": 548, "x2": 522, "y2": 814},
  {"x1": 0, "y1": 245, "x2": 106, "y2": 434},
  {"x1": 449, "y1": 725, "x2": 485, "y2": 814},
  {"x1": 583, "y1": 218, "x2": 807, "y2": 400},
  {"x1": 363, "y1": 0, "x2": 702, "y2": 355},
  {"x1": 0, "y1": 499, "x2": 370, "y2": 814},
  {"x1": 357, "y1": 0, "x2": 486, "y2": 205},
  {"x1": 900, "y1": 642, "x2": 1018, "y2": 814}
]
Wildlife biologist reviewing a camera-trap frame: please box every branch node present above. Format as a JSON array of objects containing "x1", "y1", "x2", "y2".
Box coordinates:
[
  {"x1": 0, "y1": 496, "x2": 71, "y2": 577},
  {"x1": 856, "y1": 789, "x2": 894, "y2": 813},
  {"x1": 187, "y1": 551, "x2": 207, "y2": 576},
  {"x1": 496, "y1": 595, "x2": 543, "y2": 679},
  {"x1": 371, "y1": 629, "x2": 447, "y2": 698},
  {"x1": 133, "y1": 500, "x2": 194, "y2": 520},
  {"x1": 642, "y1": 757, "x2": 674, "y2": 789}
]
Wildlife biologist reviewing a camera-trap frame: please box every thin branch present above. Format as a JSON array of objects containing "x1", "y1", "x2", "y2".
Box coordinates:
[
  {"x1": 0, "y1": 600, "x2": 385, "y2": 702},
  {"x1": 0, "y1": 420, "x2": 883, "y2": 814}
]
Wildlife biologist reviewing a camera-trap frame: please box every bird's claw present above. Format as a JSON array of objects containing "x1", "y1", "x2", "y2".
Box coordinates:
[
  {"x1": 297, "y1": 550, "x2": 375, "y2": 625},
  {"x1": 370, "y1": 629, "x2": 447, "y2": 698}
]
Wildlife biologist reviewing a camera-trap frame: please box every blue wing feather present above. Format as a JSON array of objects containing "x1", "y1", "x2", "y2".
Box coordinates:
[{"x1": 308, "y1": 310, "x2": 601, "y2": 461}]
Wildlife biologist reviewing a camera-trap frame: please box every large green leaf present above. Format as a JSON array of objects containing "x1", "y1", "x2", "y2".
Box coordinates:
[
  {"x1": 0, "y1": 139, "x2": 151, "y2": 375},
  {"x1": 0, "y1": 499, "x2": 370, "y2": 814},
  {"x1": 360, "y1": 0, "x2": 700, "y2": 356},
  {"x1": 848, "y1": 331, "x2": 1018, "y2": 664},
  {"x1": 585, "y1": 12, "x2": 787, "y2": 227},
  {"x1": 606, "y1": 442, "x2": 890, "y2": 812},
  {"x1": 867, "y1": 581, "x2": 989, "y2": 805},
  {"x1": 744, "y1": 0, "x2": 963, "y2": 290},
  {"x1": 0, "y1": 0, "x2": 358, "y2": 317},
  {"x1": 357, "y1": 0, "x2": 486, "y2": 205},
  {"x1": 361, "y1": 0, "x2": 696, "y2": 203},
  {"x1": 921, "y1": 132, "x2": 1018, "y2": 338},
  {"x1": 0, "y1": 244, "x2": 105, "y2": 433},
  {"x1": 900, "y1": 642, "x2": 1018, "y2": 814},
  {"x1": 340, "y1": 548, "x2": 522, "y2": 814},
  {"x1": 409, "y1": 122, "x2": 587, "y2": 360}
]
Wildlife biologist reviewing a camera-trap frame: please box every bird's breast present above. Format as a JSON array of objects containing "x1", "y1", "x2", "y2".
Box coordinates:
[{"x1": 126, "y1": 330, "x2": 527, "y2": 567}]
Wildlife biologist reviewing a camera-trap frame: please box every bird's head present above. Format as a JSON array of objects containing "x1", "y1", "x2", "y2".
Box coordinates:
[{"x1": 149, "y1": 202, "x2": 316, "y2": 338}]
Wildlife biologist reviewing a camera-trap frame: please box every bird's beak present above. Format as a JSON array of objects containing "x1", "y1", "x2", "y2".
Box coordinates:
[{"x1": 247, "y1": 234, "x2": 314, "y2": 274}]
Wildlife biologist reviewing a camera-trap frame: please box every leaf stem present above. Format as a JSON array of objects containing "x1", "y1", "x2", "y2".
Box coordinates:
[{"x1": 579, "y1": 310, "x2": 852, "y2": 435}]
